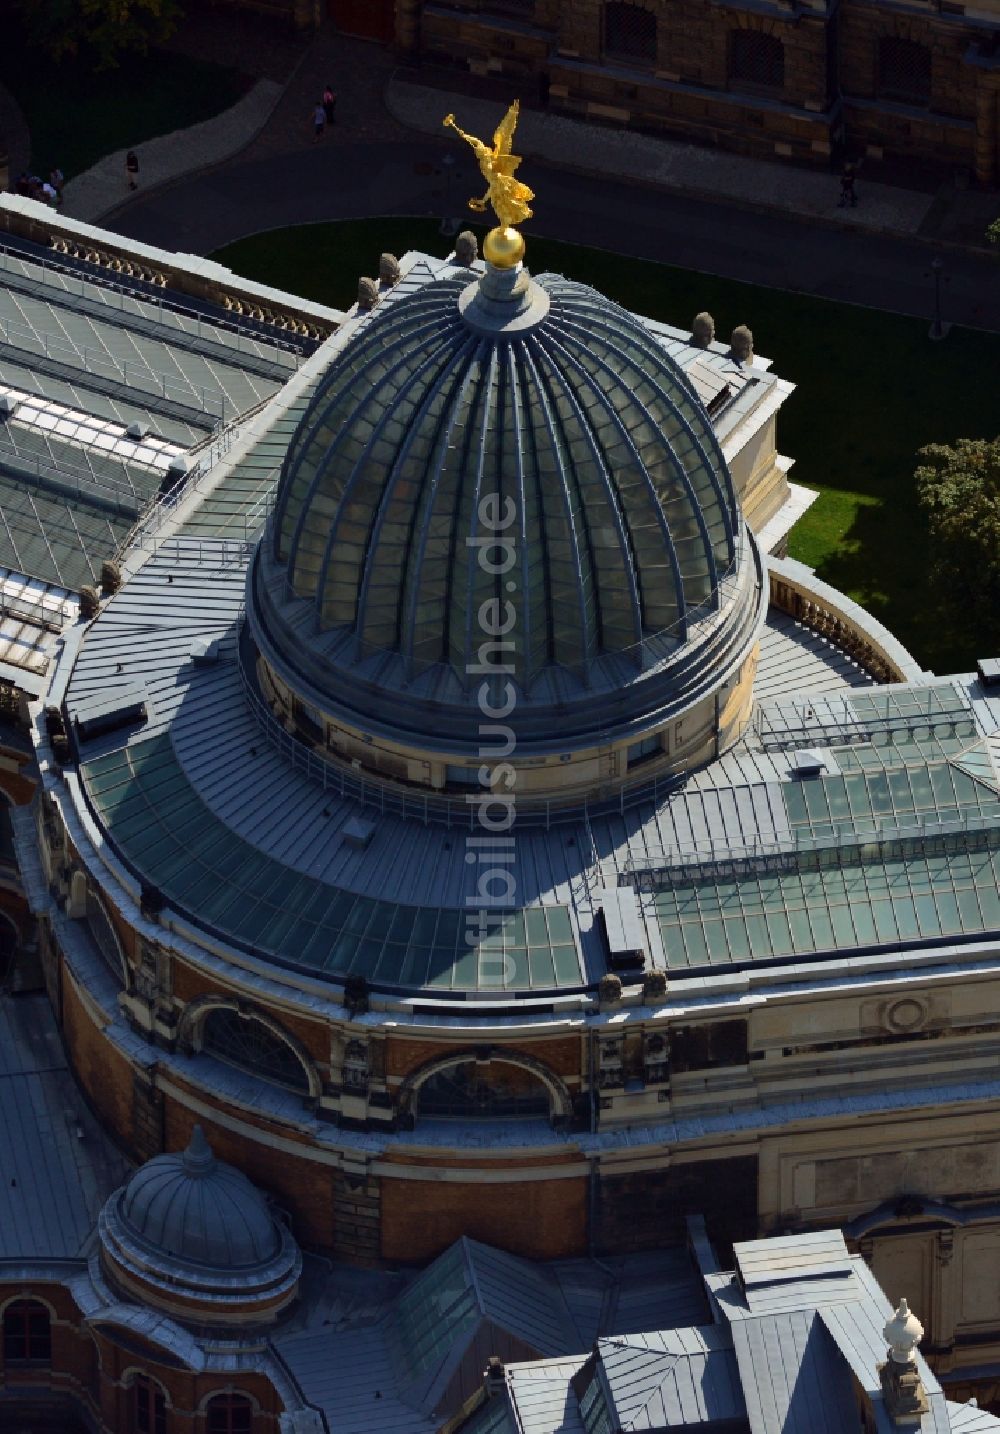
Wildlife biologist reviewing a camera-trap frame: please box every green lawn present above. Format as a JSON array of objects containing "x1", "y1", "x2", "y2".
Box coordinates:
[
  {"x1": 2, "y1": 39, "x2": 250, "y2": 180},
  {"x1": 213, "y1": 218, "x2": 1000, "y2": 674}
]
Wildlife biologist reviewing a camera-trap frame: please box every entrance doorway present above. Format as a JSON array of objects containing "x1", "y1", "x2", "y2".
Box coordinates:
[{"x1": 328, "y1": 0, "x2": 395, "y2": 43}]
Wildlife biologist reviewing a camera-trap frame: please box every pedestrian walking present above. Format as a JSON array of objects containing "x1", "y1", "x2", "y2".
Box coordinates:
[
  {"x1": 40, "y1": 180, "x2": 58, "y2": 207},
  {"x1": 49, "y1": 166, "x2": 65, "y2": 203},
  {"x1": 323, "y1": 85, "x2": 337, "y2": 127},
  {"x1": 838, "y1": 162, "x2": 858, "y2": 208},
  {"x1": 312, "y1": 102, "x2": 326, "y2": 143},
  {"x1": 125, "y1": 150, "x2": 140, "y2": 191}
]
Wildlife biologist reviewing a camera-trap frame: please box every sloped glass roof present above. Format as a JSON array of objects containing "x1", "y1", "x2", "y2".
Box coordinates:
[
  {"x1": 655, "y1": 847, "x2": 1000, "y2": 969},
  {"x1": 81, "y1": 735, "x2": 582, "y2": 992}
]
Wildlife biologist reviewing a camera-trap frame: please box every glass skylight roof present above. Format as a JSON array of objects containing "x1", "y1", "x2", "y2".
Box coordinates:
[
  {"x1": 654, "y1": 847, "x2": 1000, "y2": 969},
  {"x1": 81, "y1": 735, "x2": 582, "y2": 993}
]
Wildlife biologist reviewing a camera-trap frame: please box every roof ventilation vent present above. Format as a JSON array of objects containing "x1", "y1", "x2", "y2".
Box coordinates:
[
  {"x1": 0, "y1": 394, "x2": 19, "y2": 420},
  {"x1": 599, "y1": 887, "x2": 647, "y2": 970},
  {"x1": 73, "y1": 686, "x2": 148, "y2": 742},
  {"x1": 342, "y1": 816, "x2": 376, "y2": 850},
  {"x1": 977, "y1": 658, "x2": 1000, "y2": 688},
  {"x1": 190, "y1": 636, "x2": 222, "y2": 665},
  {"x1": 790, "y1": 748, "x2": 827, "y2": 777},
  {"x1": 126, "y1": 421, "x2": 150, "y2": 440}
]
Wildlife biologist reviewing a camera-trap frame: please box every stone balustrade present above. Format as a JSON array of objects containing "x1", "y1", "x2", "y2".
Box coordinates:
[{"x1": 768, "y1": 555, "x2": 925, "y2": 685}]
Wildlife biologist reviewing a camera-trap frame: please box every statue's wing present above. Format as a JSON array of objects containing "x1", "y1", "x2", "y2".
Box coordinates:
[{"x1": 492, "y1": 100, "x2": 520, "y2": 156}]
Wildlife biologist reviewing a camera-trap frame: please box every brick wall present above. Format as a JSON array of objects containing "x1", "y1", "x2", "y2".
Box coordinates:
[
  {"x1": 60, "y1": 960, "x2": 136, "y2": 1148},
  {"x1": 380, "y1": 1171, "x2": 588, "y2": 1262}
]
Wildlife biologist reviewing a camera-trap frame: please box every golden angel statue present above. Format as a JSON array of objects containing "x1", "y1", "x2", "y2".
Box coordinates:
[{"x1": 443, "y1": 101, "x2": 534, "y2": 232}]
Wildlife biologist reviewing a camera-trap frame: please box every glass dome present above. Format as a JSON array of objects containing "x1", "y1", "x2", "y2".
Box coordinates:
[
  {"x1": 248, "y1": 261, "x2": 765, "y2": 769},
  {"x1": 270, "y1": 269, "x2": 738, "y2": 690}
]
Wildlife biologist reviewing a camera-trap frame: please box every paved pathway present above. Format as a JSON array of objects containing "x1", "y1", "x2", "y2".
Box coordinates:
[
  {"x1": 63, "y1": 80, "x2": 283, "y2": 224},
  {"x1": 10, "y1": 18, "x2": 1000, "y2": 331}
]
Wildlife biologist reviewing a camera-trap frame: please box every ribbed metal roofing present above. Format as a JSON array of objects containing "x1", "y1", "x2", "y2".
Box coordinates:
[
  {"x1": 265, "y1": 264, "x2": 743, "y2": 696},
  {"x1": 118, "y1": 1125, "x2": 280, "y2": 1268}
]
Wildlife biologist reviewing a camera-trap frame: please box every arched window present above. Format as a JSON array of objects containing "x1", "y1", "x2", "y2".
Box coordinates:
[
  {"x1": 603, "y1": 2, "x2": 657, "y2": 63},
  {"x1": 85, "y1": 886, "x2": 127, "y2": 986},
  {"x1": 201, "y1": 1007, "x2": 310, "y2": 1094},
  {"x1": 877, "y1": 36, "x2": 931, "y2": 105},
  {"x1": 729, "y1": 30, "x2": 785, "y2": 92},
  {"x1": 418, "y1": 1060, "x2": 551, "y2": 1120},
  {"x1": 3, "y1": 1300, "x2": 51, "y2": 1363},
  {"x1": 206, "y1": 1392, "x2": 253, "y2": 1434},
  {"x1": 131, "y1": 1374, "x2": 167, "y2": 1434}
]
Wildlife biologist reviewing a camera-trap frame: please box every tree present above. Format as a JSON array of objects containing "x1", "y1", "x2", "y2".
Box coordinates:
[
  {"x1": 13, "y1": 0, "x2": 183, "y2": 69},
  {"x1": 915, "y1": 437, "x2": 1000, "y2": 653}
]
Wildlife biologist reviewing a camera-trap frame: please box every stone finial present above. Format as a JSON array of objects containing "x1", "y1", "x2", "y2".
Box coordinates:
[
  {"x1": 884, "y1": 1299, "x2": 923, "y2": 1364},
  {"x1": 455, "y1": 230, "x2": 479, "y2": 266},
  {"x1": 485, "y1": 1355, "x2": 506, "y2": 1396},
  {"x1": 354, "y1": 278, "x2": 378, "y2": 312},
  {"x1": 598, "y1": 972, "x2": 623, "y2": 1005},
  {"x1": 181, "y1": 1124, "x2": 217, "y2": 1177},
  {"x1": 879, "y1": 1298, "x2": 929, "y2": 1427},
  {"x1": 379, "y1": 252, "x2": 401, "y2": 286},
  {"x1": 729, "y1": 324, "x2": 754, "y2": 365},
  {"x1": 691, "y1": 311, "x2": 715, "y2": 348},
  {"x1": 100, "y1": 558, "x2": 122, "y2": 596},
  {"x1": 642, "y1": 967, "x2": 668, "y2": 999},
  {"x1": 79, "y1": 585, "x2": 100, "y2": 620}
]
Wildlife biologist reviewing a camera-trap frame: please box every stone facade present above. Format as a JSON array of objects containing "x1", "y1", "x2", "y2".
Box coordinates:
[{"x1": 402, "y1": 0, "x2": 1000, "y2": 182}]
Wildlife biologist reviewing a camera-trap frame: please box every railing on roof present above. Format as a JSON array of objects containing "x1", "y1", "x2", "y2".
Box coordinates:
[
  {"x1": 0, "y1": 587, "x2": 71, "y2": 633},
  {"x1": 621, "y1": 808, "x2": 1000, "y2": 889},
  {"x1": 0, "y1": 430, "x2": 142, "y2": 516},
  {"x1": 113, "y1": 400, "x2": 277, "y2": 561},
  {"x1": 238, "y1": 630, "x2": 693, "y2": 832},
  {"x1": 0, "y1": 308, "x2": 228, "y2": 424},
  {"x1": 0, "y1": 241, "x2": 310, "y2": 361},
  {"x1": 754, "y1": 685, "x2": 975, "y2": 753}
]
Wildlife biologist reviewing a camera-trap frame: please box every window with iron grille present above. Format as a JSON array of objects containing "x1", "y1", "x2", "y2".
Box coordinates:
[
  {"x1": 132, "y1": 1376, "x2": 167, "y2": 1434},
  {"x1": 877, "y1": 36, "x2": 931, "y2": 105},
  {"x1": 418, "y1": 1061, "x2": 551, "y2": 1119},
  {"x1": 729, "y1": 29, "x2": 785, "y2": 91},
  {"x1": 603, "y1": 2, "x2": 657, "y2": 63},
  {"x1": 202, "y1": 1008, "x2": 310, "y2": 1094},
  {"x1": 3, "y1": 1301, "x2": 51, "y2": 1363},
  {"x1": 207, "y1": 1393, "x2": 253, "y2": 1434}
]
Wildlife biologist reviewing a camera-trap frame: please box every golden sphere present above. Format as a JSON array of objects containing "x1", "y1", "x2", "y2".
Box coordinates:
[{"x1": 483, "y1": 226, "x2": 525, "y2": 269}]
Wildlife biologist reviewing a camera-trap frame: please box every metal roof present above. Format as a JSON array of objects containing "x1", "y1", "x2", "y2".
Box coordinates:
[
  {"x1": 731, "y1": 1311, "x2": 859, "y2": 1434},
  {"x1": 60, "y1": 536, "x2": 1000, "y2": 995},
  {"x1": 0, "y1": 232, "x2": 306, "y2": 603},
  {"x1": 0, "y1": 993, "x2": 129, "y2": 1261},
  {"x1": 594, "y1": 1324, "x2": 744, "y2": 1430}
]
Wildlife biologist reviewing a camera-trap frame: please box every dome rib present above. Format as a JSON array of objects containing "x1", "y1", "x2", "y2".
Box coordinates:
[
  {"x1": 553, "y1": 310, "x2": 734, "y2": 577},
  {"x1": 517, "y1": 342, "x2": 592, "y2": 677},
  {"x1": 356, "y1": 329, "x2": 482, "y2": 661},
  {"x1": 275, "y1": 299, "x2": 458, "y2": 564},
  {"x1": 529, "y1": 329, "x2": 644, "y2": 664},
  {"x1": 307, "y1": 340, "x2": 460, "y2": 633},
  {"x1": 401, "y1": 337, "x2": 485, "y2": 677},
  {"x1": 546, "y1": 321, "x2": 720, "y2": 616}
]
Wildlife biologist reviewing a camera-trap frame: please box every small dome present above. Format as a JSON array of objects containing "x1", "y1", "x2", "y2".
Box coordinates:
[{"x1": 119, "y1": 1126, "x2": 279, "y2": 1268}]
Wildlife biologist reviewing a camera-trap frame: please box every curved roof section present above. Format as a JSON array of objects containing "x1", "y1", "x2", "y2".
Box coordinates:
[
  {"x1": 269, "y1": 268, "x2": 739, "y2": 693},
  {"x1": 117, "y1": 1125, "x2": 280, "y2": 1268}
]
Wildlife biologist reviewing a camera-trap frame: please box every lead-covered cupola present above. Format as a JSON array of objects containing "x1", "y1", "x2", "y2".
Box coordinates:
[{"x1": 246, "y1": 120, "x2": 764, "y2": 805}]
